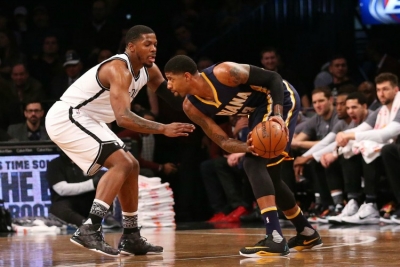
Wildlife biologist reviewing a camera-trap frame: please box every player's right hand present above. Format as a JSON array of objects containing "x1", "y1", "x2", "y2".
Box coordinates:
[{"x1": 163, "y1": 123, "x2": 195, "y2": 137}]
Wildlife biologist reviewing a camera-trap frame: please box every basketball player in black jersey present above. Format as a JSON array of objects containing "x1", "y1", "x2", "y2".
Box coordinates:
[{"x1": 164, "y1": 55, "x2": 322, "y2": 257}]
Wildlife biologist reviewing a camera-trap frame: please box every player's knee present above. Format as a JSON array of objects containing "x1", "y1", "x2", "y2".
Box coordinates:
[{"x1": 117, "y1": 157, "x2": 139, "y2": 176}]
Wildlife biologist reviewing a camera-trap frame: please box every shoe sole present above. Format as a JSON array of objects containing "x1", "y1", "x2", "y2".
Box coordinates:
[
  {"x1": 239, "y1": 251, "x2": 290, "y2": 258},
  {"x1": 341, "y1": 219, "x2": 380, "y2": 225},
  {"x1": 70, "y1": 238, "x2": 120, "y2": 258},
  {"x1": 119, "y1": 249, "x2": 163, "y2": 256},
  {"x1": 289, "y1": 243, "x2": 323, "y2": 252}
]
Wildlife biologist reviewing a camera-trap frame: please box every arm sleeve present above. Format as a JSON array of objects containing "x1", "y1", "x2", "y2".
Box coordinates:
[
  {"x1": 312, "y1": 141, "x2": 338, "y2": 162},
  {"x1": 355, "y1": 121, "x2": 400, "y2": 142},
  {"x1": 52, "y1": 180, "x2": 95, "y2": 196},
  {"x1": 303, "y1": 132, "x2": 336, "y2": 157},
  {"x1": 155, "y1": 81, "x2": 184, "y2": 111},
  {"x1": 245, "y1": 65, "x2": 284, "y2": 108}
]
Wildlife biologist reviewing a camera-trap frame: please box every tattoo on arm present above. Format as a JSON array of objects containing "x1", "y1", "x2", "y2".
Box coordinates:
[
  {"x1": 229, "y1": 66, "x2": 244, "y2": 84},
  {"x1": 122, "y1": 109, "x2": 161, "y2": 131}
]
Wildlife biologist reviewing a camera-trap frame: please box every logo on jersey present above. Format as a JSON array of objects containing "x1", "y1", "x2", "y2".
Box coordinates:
[
  {"x1": 129, "y1": 88, "x2": 137, "y2": 98},
  {"x1": 360, "y1": 0, "x2": 400, "y2": 24},
  {"x1": 217, "y1": 92, "x2": 255, "y2": 115}
]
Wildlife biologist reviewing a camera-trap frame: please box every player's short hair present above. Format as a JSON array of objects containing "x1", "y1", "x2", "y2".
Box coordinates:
[
  {"x1": 125, "y1": 25, "x2": 154, "y2": 46},
  {"x1": 346, "y1": 91, "x2": 367, "y2": 106},
  {"x1": 164, "y1": 55, "x2": 198, "y2": 75},
  {"x1": 312, "y1": 86, "x2": 332, "y2": 99},
  {"x1": 375, "y1": 72, "x2": 398, "y2": 87}
]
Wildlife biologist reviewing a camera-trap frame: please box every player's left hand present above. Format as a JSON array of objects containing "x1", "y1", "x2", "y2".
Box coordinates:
[
  {"x1": 269, "y1": 115, "x2": 289, "y2": 142},
  {"x1": 246, "y1": 131, "x2": 259, "y2": 156},
  {"x1": 163, "y1": 123, "x2": 195, "y2": 137}
]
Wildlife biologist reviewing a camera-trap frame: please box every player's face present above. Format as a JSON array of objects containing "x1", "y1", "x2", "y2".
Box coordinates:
[
  {"x1": 346, "y1": 99, "x2": 366, "y2": 124},
  {"x1": 376, "y1": 81, "x2": 399, "y2": 105},
  {"x1": 312, "y1": 92, "x2": 331, "y2": 116},
  {"x1": 134, "y1": 33, "x2": 157, "y2": 68},
  {"x1": 165, "y1": 72, "x2": 190, "y2": 97},
  {"x1": 260, "y1": 52, "x2": 278, "y2": 71},
  {"x1": 336, "y1": 94, "x2": 348, "y2": 120}
]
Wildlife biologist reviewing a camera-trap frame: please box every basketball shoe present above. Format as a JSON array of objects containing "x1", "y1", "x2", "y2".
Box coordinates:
[
  {"x1": 118, "y1": 231, "x2": 163, "y2": 255},
  {"x1": 70, "y1": 224, "x2": 119, "y2": 257},
  {"x1": 328, "y1": 199, "x2": 359, "y2": 224},
  {"x1": 341, "y1": 202, "x2": 380, "y2": 225},
  {"x1": 239, "y1": 232, "x2": 289, "y2": 257},
  {"x1": 288, "y1": 230, "x2": 323, "y2": 252}
]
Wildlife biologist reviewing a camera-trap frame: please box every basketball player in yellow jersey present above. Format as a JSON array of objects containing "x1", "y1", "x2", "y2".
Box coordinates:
[{"x1": 164, "y1": 55, "x2": 322, "y2": 257}]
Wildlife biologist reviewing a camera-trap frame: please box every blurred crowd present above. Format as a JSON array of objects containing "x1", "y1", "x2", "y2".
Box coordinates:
[{"x1": 2, "y1": 0, "x2": 400, "y2": 225}]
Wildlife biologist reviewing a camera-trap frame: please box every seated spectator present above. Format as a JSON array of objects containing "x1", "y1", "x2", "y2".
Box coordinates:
[
  {"x1": 97, "y1": 49, "x2": 113, "y2": 64},
  {"x1": 358, "y1": 81, "x2": 381, "y2": 111},
  {"x1": 197, "y1": 56, "x2": 214, "y2": 71},
  {"x1": 327, "y1": 55, "x2": 356, "y2": 101},
  {"x1": 201, "y1": 116, "x2": 252, "y2": 223},
  {"x1": 50, "y1": 51, "x2": 83, "y2": 100},
  {"x1": 0, "y1": 30, "x2": 25, "y2": 80},
  {"x1": 117, "y1": 109, "x2": 177, "y2": 178},
  {"x1": 260, "y1": 47, "x2": 310, "y2": 110},
  {"x1": 46, "y1": 152, "x2": 121, "y2": 228},
  {"x1": 10, "y1": 63, "x2": 46, "y2": 104},
  {"x1": 7, "y1": 101, "x2": 49, "y2": 141},
  {"x1": 334, "y1": 72, "x2": 400, "y2": 224},
  {"x1": 0, "y1": 76, "x2": 23, "y2": 131},
  {"x1": 29, "y1": 34, "x2": 64, "y2": 96},
  {"x1": 291, "y1": 87, "x2": 339, "y2": 219}
]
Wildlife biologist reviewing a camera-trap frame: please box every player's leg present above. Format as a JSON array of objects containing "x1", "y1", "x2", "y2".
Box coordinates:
[
  {"x1": 269, "y1": 163, "x2": 322, "y2": 252},
  {"x1": 117, "y1": 151, "x2": 163, "y2": 255},
  {"x1": 277, "y1": 85, "x2": 322, "y2": 252},
  {"x1": 46, "y1": 104, "x2": 126, "y2": 256},
  {"x1": 239, "y1": 154, "x2": 289, "y2": 257}
]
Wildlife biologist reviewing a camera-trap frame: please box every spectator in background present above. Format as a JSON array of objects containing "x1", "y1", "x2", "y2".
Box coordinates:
[
  {"x1": 0, "y1": 30, "x2": 25, "y2": 80},
  {"x1": 30, "y1": 34, "x2": 64, "y2": 95},
  {"x1": 335, "y1": 72, "x2": 400, "y2": 224},
  {"x1": 197, "y1": 56, "x2": 214, "y2": 71},
  {"x1": 12, "y1": 6, "x2": 29, "y2": 48},
  {"x1": 10, "y1": 63, "x2": 46, "y2": 104},
  {"x1": 97, "y1": 49, "x2": 113, "y2": 64},
  {"x1": 117, "y1": 109, "x2": 178, "y2": 178},
  {"x1": 327, "y1": 55, "x2": 355, "y2": 101},
  {"x1": 7, "y1": 101, "x2": 49, "y2": 141},
  {"x1": 201, "y1": 116, "x2": 251, "y2": 223},
  {"x1": 358, "y1": 81, "x2": 381, "y2": 111},
  {"x1": 50, "y1": 51, "x2": 83, "y2": 100},
  {"x1": 291, "y1": 87, "x2": 338, "y2": 219},
  {"x1": 46, "y1": 152, "x2": 121, "y2": 229},
  {"x1": 172, "y1": 23, "x2": 199, "y2": 58},
  {"x1": 24, "y1": 5, "x2": 65, "y2": 61},
  {"x1": 364, "y1": 39, "x2": 400, "y2": 80},
  {"x1": 72, "y1": 0, "x2": 120, "y2": 65},
  {"x1": 260, "y1": 47, "x2": 310, "y2": 111},
  {"x1": 0, "y1": 76, "x2": 23, "y2": 131}
]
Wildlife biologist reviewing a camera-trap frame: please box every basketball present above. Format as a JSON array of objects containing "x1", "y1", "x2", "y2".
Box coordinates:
[{"x1": 251, "y1": 121, "x2": 287, "y2": 158}]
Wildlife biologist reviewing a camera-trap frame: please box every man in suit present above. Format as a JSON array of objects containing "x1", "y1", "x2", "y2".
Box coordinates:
[
  {"x1": 50, "y1": 50, "x2": 83, "y2": 100},
  {"x1": 7, "y1": 101, "x2": 49, "y2": 141}
]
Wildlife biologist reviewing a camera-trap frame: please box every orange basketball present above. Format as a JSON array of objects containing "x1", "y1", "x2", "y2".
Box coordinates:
[{"x1": 251, "y1": 121, "x2": 287, "y2": 158}]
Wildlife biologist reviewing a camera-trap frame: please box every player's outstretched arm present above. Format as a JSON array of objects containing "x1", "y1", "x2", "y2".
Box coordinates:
[
  {"x1": 147, "y1": 64, "x2": 184, "y2": 111},
  {"x1": 183, "y1": 98, "x2": 253, "y2": 154},
  {"x1": 105, "y1": 61, "x2": 194, "y2": 136}
]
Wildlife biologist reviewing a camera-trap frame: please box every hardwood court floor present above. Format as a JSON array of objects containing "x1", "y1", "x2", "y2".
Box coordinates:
[{"x1": 1, "y1": 222, "x2": 400, "y2": 266}]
